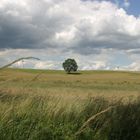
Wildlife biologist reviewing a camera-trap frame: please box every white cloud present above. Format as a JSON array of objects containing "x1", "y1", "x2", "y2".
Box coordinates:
[
  {"x1": 34, "y1": 61, "x2": 60, "y2": 69},
  {"x1": 119, "y1": 62, "x2": 140, "y2": 71},
  {"x1": 81, "y1": 61, "x2": 108, "y2": 70}
]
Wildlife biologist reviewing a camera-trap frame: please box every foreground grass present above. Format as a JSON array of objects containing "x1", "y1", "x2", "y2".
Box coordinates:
[
  {"x1": 0, "y1": 69, "x2": 140, "y2": 139},
  {"x1": 0, "y1": 92, "x2": 140, "y2": 140}
]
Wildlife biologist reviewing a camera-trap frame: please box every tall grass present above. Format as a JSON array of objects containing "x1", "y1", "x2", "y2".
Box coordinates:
[{"x1": 0, "y1": 91, "x2": 140, "y2": 140}]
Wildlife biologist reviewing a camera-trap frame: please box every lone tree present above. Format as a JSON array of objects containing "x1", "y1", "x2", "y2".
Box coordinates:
[{"x1": 62, "y1": 58, "x2": 78, "y2": 73}]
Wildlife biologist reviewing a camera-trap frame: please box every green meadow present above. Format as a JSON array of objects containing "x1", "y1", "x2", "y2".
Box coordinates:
[{"x1": 0, "y1": 68, "x2": 140, "y2": 140}]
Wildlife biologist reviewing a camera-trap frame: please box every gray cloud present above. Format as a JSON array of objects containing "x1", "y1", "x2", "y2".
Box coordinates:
[
  {"x1": 0, "y1": 0, "x2": 140, "y2": 55},
  {"x1": 0, "y1": 0, "x2": 73, "y2": 50},
  {"x1": 0, "y1": 11, "x2": 43, "y2": 49},
  {"x1": 0, "y1": 0, "x2": 140, "y2": 70}
]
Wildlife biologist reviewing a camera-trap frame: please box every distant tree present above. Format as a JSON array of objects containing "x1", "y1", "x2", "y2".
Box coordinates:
[{"x1": 62, "y1": 58, "x2": 78, "y2": 73}]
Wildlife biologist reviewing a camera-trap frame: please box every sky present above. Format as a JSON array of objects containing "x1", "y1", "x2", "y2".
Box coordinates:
[{"x1": 0, "y1": 0, "x2": 140, "y2": 70}]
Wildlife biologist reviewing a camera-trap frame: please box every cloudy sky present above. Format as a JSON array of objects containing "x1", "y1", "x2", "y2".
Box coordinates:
[{"x1": 0, "y1": 0, "x2": 140, "y2": 70}]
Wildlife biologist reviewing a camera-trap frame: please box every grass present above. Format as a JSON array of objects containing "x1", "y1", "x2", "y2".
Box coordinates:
[
  {"x1": 1, "y1": 68, "x2": 140, "y2": 100},
  {"x1": 0, "y1": 68, "x2": 140, "y2": 139}
]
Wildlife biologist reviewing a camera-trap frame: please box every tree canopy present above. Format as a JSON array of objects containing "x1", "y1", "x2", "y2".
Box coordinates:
[{"x1": 62, "y1": 59, "x2": 78, "y2": 73}]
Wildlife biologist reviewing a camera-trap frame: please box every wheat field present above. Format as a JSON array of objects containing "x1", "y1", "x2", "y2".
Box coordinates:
[{"x1": 1, "y1": 68, "x2": 140, "y2": 99}]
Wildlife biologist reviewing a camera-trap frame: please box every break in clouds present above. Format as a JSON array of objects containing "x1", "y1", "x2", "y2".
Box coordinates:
[{"x1": 0, "y1": 0, "x2": 140, "y2": 70}]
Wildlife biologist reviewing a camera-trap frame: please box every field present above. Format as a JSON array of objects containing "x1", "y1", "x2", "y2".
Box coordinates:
[{"x1": 0, "y1": 68, "x2": 140, "y2": 140}]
